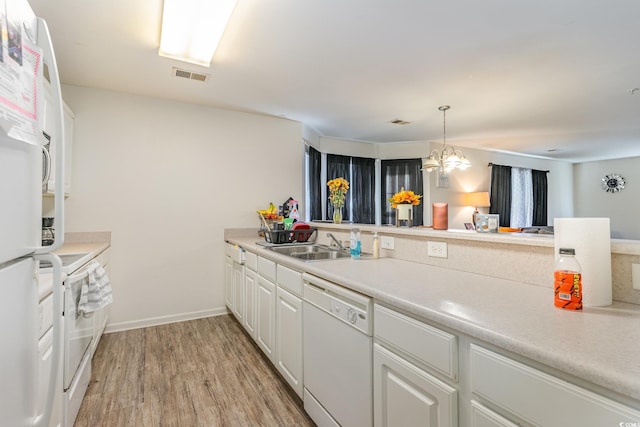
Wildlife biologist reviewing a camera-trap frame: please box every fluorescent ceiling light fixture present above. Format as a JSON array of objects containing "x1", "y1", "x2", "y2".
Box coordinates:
[{"x1": 159, "y1": 0, "x2": 237, "y2": 67}]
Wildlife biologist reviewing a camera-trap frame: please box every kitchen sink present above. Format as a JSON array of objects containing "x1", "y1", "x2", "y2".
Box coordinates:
[{"x1": 268, "y1": 244, "x2": 352, "y2": 261}]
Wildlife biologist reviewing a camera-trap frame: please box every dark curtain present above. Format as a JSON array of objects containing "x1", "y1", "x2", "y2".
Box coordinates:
[
  {"x1": 381, "y1": 159, "x2": 424, "y2": 226},
  {"x1": 326, "y1": 154, "x2": 351, "y2": 220},
  {"x1": 532, "y1": 169, "x2": 548, "y2": 226},
  {"x1": 307, "y1": 146, "x2": 322, "y2": 221},
  {"x1": 350, "y1": 157, "x2": 375, "y2": 224},
  {"x1": 489, "y1": 165, "x2": 512, "y2": 227}
]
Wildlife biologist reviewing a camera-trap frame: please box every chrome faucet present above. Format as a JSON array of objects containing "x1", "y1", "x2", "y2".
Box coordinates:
[{"x1": 327, "y1": 233, "x2": 345, "y2": 250}]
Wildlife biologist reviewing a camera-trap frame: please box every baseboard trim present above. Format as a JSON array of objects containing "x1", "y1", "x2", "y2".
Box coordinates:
[{"x1": 104, "y1": 307, "x2": 230, "y2": 333}]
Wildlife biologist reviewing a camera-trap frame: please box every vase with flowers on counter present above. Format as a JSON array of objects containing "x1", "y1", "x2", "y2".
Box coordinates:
[
  {"x1": 389, "y1": 187, "x2": 422, "y2": 227},
  {"x1": 327, "y1": 177, "x2": 349, "y2": 224}
]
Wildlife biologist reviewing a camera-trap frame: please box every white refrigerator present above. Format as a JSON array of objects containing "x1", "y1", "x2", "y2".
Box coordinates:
[{"x1": 0, "y1": 0, "x2": 66, "y2": 426}]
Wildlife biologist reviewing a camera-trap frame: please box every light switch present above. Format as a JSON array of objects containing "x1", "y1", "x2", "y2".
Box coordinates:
[{"x1": 633, "y1": 263, "x2": 640, "y2": 290}]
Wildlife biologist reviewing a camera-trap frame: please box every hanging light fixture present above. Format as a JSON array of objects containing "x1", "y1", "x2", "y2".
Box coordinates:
[{"x1": 422, "y1": 105, "x2": 471, "y2": 173}]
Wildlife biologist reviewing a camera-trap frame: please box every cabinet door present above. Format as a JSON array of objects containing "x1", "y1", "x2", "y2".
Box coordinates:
[
  {"x1": 243, "y1": 268, "x2": 257, "y2": 339},
  {"x1": 470, "y1": 400, "x2": 518, "y2": 427},
  {"x1": 275, "y1": 287, "x2": 303, "y2": 398},
  {"x1": 256, "y1": 275, "x2": 276, "y2": 363},
  {"x1": 232, "y1": 261, "x2": 244, "y2": 323},
  {"x1": 224, "y1": 256, "x2": 233, "y2": 311},
  {"x1": 374, "y1": 343, "x2": 457, "y2": 427}
]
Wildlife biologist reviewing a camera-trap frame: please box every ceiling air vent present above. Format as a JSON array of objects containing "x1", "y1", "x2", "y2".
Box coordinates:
[
  {"x1": 172, "y1": 67, "x2": 210, "y2": 82},
  {"x1": 390, "y1": 119, "x2": 411, "y2": 125}
]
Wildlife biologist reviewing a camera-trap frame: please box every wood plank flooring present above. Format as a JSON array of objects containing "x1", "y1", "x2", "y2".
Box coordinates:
[{"x1": 75, "y1": 315, "x2": 315, "y2": 426}]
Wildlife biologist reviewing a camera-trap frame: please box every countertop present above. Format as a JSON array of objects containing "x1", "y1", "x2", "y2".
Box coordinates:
[
  {"x1": 38, "y1": 240, "x2": 110, "y2": 301},
  {"x1": 227, "y1": 235, "x2": 640, "y2": 404}
]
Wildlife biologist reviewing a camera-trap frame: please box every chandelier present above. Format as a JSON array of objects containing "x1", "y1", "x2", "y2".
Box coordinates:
[{"x1": 422, "y1": 105, "x2": 471, "y2": 173}]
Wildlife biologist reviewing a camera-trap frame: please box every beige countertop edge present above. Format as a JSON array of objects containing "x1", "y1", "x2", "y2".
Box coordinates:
[{"x1": 226, "y1": 235, "x2": 640, "y2": 403}]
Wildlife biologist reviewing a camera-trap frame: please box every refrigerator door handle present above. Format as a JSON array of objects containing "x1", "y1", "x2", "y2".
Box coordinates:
[
  {"x1": 32, "y1": 254, "x2": 63, "y2": 427},
  {"x1": 41, "y1": 144, "x2": 51, "y2": 187},
  {"x1": 34, "y1": 17, "x2": 64, "y2": 254}
]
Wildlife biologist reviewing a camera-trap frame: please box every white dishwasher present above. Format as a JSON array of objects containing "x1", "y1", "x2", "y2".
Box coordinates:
[{"x1": 302, "y1": 273, "x2": 373, "y2": 427}]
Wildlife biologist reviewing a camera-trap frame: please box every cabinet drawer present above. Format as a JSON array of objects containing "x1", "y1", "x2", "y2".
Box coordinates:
[
  {"x1": 470, "y1": 344, "x2": 640, "y2": 426},
  {"x1": 276, "y1": 264, "x2": 302, "y2": 297},
  {"x1": 245, "y1": 251, "x2": 257, "y2": 271},
  {"x1": 225, "y1": 243, "x2": 244, "y2": 264},
  {"x1": 374, "y1": 304, "x2": 458, "y2": 380},
  {"x1": 258, "y1": 256, "x2": 276, "y2": 282}
]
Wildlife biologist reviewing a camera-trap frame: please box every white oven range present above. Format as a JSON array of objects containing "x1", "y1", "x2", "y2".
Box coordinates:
[{"x1": 40, "y1": 251, "x2": 107, "y2": 427}]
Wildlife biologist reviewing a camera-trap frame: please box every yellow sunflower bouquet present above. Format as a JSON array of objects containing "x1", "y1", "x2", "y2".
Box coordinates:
[
  {"x1": 327, "y1": 177, "x2": 349, "y2": 208},
  {"x1": 388, "y1": 187, "x2": 422, "y2": 208}
]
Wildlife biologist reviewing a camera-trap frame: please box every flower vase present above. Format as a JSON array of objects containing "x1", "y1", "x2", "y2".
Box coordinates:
[
  {"x1": 396, "y1": 204, "x2": 413, "y2": 227},
  {"x1": 332, "y1": 206, "x2": 343, "y2": 224}
]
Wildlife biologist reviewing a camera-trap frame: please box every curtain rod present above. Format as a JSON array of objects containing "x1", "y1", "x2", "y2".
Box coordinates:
[{"x1": 488, "y1": 162, "x2": 549, "y2": 173}]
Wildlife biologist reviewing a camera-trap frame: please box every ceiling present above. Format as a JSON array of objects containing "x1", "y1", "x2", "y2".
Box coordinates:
[{"x1": 29, "y1": 0, "x2": 640, "y2": 163}]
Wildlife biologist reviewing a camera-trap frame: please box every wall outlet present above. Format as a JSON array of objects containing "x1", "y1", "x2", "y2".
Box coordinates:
[
  {"x1": 427, "y1": 241, "x2": 448, "y2": 258},
  {"x1": 381, "y1": 236, "x2": 395, "y2": 250},
  {"x1": 633, "y1": 263, "x2": 640, "y2": 290}
]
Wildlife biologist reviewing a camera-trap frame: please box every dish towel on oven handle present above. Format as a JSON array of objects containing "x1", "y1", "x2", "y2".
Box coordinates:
[{"x1": 78, "y1": 261, "x2": 113, "y2": 317}]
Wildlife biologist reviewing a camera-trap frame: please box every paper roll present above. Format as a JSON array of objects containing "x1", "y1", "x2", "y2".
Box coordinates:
[
  {"x1": 433, "y1": 203, "x2": 448, "y2": 230},
  {"x1": 554, "y1": 218, "x2": 612, "y2": 307}
]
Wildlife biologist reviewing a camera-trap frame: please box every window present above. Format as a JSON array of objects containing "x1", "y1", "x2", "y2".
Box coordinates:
[
  {"x1": 381, "y1": 159, "x2": 424, "y2": 226},
  {"x1": 489, "y1": 164, "x2": 548, "y2": 227},
  {"x1": 305, "y1": 146, "x2": 423, "y2": 225},
  {"x1": 326, "y1": 154, "x2": 375, "y2": 224}
]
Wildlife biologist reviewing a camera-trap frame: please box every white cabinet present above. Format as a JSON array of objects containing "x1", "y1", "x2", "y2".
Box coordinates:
[
  {"x1": 275, "y1": 264, "x2": 304, "y2": 398},
  {"x1": 256, "y1": 273, "x2": 276, "y2": 363},
  {"x1": 470, "y1": 401, "x2": 518, "y2": 427},
  {"x1": 43, "y1": 82, "x2": 73, "y2": 197},
  {"x1": 374, "y1": 304, "x2": 458, "y2": 427},
  {"x1": 275, "y1": 286, "x2": 303, "y2": 398},
  {"x1": 243, "y1": 267, "x2": 257, "y2": 339},
  {"x1": 470, "y1": 344, "x2": 640, "y2": 426},
  {"x1": 374, "y1": 343, "x2": 457, "y2": 427},
  {"x1": 232, "y1": 261, "x2": 244, "y2": 324},
  {"x1": 224, "y1": 255, "x2": 233, "y2": 310}
]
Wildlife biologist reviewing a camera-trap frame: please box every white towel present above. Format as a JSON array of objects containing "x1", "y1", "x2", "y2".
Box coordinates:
[{"x1": 78, "y1": 261, "x2": 113, "y2": 316}]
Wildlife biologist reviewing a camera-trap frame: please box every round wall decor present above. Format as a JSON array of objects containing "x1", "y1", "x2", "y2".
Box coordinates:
[{"x1": 601, "y1": 173, "x2": 625, "y2": 193}]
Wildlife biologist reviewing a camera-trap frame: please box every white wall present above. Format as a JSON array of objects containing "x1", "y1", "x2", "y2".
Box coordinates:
[
  {"x1": 60, "y1": 85, "x2": 303, "y2": 330},
  {"x1": 429, "y1": 147, "x2": 574, "y2": 229},
  {"x1": 574, "y1": 156, "x2": 640, "y2": 239}
]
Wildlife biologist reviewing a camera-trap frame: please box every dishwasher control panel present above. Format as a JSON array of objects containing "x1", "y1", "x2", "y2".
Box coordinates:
[{"x1": 302, "y1": 273, "x2": 372, "y2": 335}]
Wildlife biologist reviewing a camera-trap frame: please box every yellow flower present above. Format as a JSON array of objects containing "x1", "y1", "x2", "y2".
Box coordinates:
[
  {"x1": 388, "y1": 188, "x2": 422, "y2": 209},
  {"x1": 327, "y1": 177, "x2": 349, "y2": 207}
]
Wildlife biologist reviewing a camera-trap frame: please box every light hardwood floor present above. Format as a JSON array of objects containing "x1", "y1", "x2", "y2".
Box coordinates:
[{"x1": 75, "y1": 315, "x2": 315, "y2": 426}]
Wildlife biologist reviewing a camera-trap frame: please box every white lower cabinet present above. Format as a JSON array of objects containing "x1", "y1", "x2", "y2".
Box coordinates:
[
  {"x1": 275, "y1": 286, "x2": 303, "y2": 398},
  {"x1": 224, "y1": 255, "x2": 233, "y2": 311},
  {"x1": 374, "y1": 303, "x2": 458, "y2": 427},
  {"x1": 374, "y1": 343, "x2": 457, "y2": 427},
  {"x1": 243, "y1": 267, "x2": 257, "y2": 339},
  {"x1": 256, "y1": 274, "x2": 276, "y2": 363},
  {"x1": 470, "y1": 344, "x2": 640, "y2": 427},
  {"x1": 470, "y1": 400, "x2": 518, "y2": 427},
  {"x1": 232, "y1": 261, "x2": 245, "y2": 324}
]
